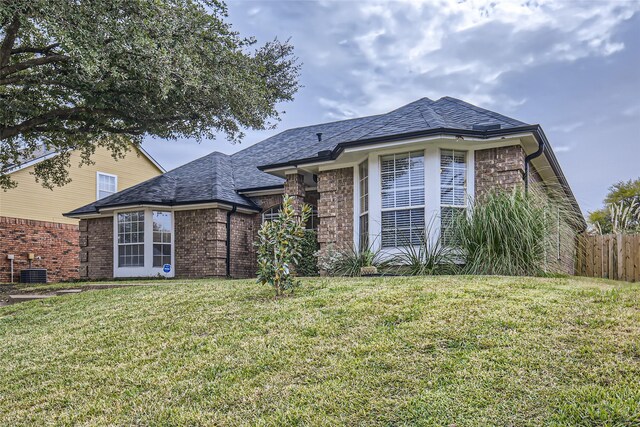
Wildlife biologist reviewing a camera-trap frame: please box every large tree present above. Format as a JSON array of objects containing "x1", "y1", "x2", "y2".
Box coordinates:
[{"x1": 0, "y1": 0, "x2": 299, "y2": 189}]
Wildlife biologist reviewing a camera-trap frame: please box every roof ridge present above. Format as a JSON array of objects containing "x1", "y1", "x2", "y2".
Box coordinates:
[
  {"x1": 438, "y1": 96, "x2": 525, "y2": 126},
  {"x1": 348, "y1": 98, "x2": 433, "y2": 141}
]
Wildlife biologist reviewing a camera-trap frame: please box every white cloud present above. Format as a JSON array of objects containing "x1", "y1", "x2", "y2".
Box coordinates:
[
  {"x1": 313, "y1": 0, "x2": 640, "y2": 117},
  {"x1": 550, "y1": 122, "x2": 585, "y2": 133},
  {"x1": 553, "y1": 145, "x2": 573, "y2": 153}
]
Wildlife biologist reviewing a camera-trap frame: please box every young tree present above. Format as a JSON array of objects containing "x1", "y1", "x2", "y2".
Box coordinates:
[
  {"x1": 0, "y1": 1, "x2": 299, "y2": 189},
  {"x1": 256, "y1": 195, "x2": 311, "y2": 297}
]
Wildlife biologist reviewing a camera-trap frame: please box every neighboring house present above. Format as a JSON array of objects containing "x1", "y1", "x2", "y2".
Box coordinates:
[
  {"x1": 66, "y1": 97, "x2": 584, "y2": 280},
  {"x1": 0, "y1": 144, "x2": 164, "y2": 283}
]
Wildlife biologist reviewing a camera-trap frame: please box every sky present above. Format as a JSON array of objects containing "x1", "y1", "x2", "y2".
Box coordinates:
[{"x1": 142, "y1": 0, "x2": 640, "y2": 216}]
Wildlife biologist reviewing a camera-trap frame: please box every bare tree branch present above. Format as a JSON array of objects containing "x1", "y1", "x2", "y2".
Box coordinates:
[
  {"x1": 0, "y1": 16, "x2": 20, "y2": 68},
  {"x1": 0, "y1": 54, "x2": 70, "y2": 77},
  {"x1": 10, "y1": 43, "x2": 60, "y2": 55}
]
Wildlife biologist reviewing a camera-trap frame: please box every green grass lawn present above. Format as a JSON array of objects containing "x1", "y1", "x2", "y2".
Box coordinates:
[{"x1": 1, "y1": 276, "x2": 639, "y2": 426}]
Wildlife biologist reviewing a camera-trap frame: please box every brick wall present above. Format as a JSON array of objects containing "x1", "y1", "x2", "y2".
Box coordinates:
[
  {"x1": 229, "y1": 212, "x2": 257, "y2": 278},
  {"x1": 474, "y1": 149, "x2": 577, "y2": 275},
  {"x1": 317, "y1": 167, "x2": 354, "y2": 251},
  {"x1": 174, "y1": 208, "x2": 227, "y2": 278},
  {"x1": 79, "y1": 217, "x2": 113, "y2": 280},
  {"x1": 0, "y1": 216, "x2": 80, "y2": 283},
  {"x1": 475, "y1": 145, "x2": 526, "y2": 198}
]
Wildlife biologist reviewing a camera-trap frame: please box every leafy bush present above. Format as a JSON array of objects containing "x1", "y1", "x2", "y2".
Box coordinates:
[
  {"x1": 393, "y1": 218, "x2": 458, "y2": 275},
  {"x1": 296, "y1": 230, "x2": 319, "y2": 276},
  {"x1": 453, "y1": 188, "x2": 576, "y2": 276},
  {"x1": 256, "y1": 195, "x2": 311, "y2": 296}
]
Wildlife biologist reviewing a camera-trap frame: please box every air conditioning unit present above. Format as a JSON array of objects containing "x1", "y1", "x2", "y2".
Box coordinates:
[{"x1": 20, "y1": 268, "x2": 47, "y2": 284}]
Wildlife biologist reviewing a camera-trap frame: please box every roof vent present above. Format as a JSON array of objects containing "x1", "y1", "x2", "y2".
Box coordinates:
[
  {"x1": 317, "y1": 150, "x2": 331, "y2": 158},
  {"x1": 472, "y1": 123, "x2": 502, "y2": 131},
  {"x1": 316, "y1": 132, "x2": 323, "y2": 142}
]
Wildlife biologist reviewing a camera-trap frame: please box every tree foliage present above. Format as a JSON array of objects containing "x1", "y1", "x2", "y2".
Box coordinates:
[
  {"x1": 0, "y1": 0, "x2": 299, "y2": 189},
  {"x1": 589, "y1": 178, "x2": 640, "y2": 234},
  {"x1": 256, "y1": 195, "x2": 311, "y2": 296}
]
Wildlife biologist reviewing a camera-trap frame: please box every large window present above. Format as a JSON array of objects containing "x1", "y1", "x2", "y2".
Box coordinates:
[
  {"x1": 381, "y1": 151, "x2": 425, "y2": 247},
  {"x1": 358, "y1": 160, "x2": 369, "y2": 250},
  {"x1": 117, "y1": 211, "x2": 144, "y2": 267},
  {"x1": 97, "y1": 172, "x2": 117, "y2": 200},
  {"x1": 152, "y1": 211, "x2": 172, "y2": 267},
  {"x1": 440, "y1": 149, "x2": 467, "y2": 246}
]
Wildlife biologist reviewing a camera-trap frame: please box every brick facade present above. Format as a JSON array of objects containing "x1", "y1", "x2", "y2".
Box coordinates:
[
  {"x1": 174, "y1": 209, "x2": 227, "y2": 278},
  {"x1": 0, "y1": 216, "x2": 80, "y2": 283},
  {"x1": 79, "y1": 217, "x2": 113, "y2": 280},
  {"x1": 317, "y1": 167, "x2": 354, "y2": 251},
  {"x1": 474, "y1": 145, "x2": 526, "y2": 198},
  {"x1": 283, "y1": 173, "x2": 306, "y2": 214}
]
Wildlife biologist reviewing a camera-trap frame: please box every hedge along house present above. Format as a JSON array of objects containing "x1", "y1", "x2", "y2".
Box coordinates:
[{"x1": 65, "y1": 97, "x2": 584, "y2": 279}]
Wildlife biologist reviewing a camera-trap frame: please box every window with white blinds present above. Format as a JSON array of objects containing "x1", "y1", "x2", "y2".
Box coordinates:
[
  {"x1": 440, "y1": 149, "x2": 467, "y2": 245},
  {"x1": 359, "y1": 160, "x2": 369, "y2": 250},
  {"x1": 380, "y1": 151, "x2": 425, "y2": 247}
]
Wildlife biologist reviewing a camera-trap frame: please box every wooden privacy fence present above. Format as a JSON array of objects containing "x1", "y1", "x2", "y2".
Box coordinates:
[{"x1": 575, "y1": 233, "x2": 640, "y2": 282}]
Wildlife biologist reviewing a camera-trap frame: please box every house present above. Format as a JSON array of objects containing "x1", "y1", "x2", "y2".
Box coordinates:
[
  {"x1": 65, "y1": 97, "x2": 583, "y2": 280},
  {"x1": 0, "y1": 144, "x2": 164, "y2": 283}
]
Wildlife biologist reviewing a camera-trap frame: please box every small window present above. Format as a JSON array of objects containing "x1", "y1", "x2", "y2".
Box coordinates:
[
  {"x1": 152, "y1": 211, "x2": 172, "y2": 268},
  {"x1": 97, "y1": 172, "x2": 117, "y2": 200},
  {"x1": 117, "y1": 211, "x2": 145, "y2": 267},
  {"x1": 262, "y1": 205, "x2": 281, "y2": 223},
  {"x1": 358, "y1": 160, "x2": 369, "y2": 250},
  {"x1": 262, "y1": 204, "x2": 319, "y2": 230}
]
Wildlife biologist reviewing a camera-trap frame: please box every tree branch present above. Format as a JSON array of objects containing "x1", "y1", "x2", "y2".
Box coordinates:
[
  {"x1": 0, "y1": 54, "x2": 70, "y2": 77},
  {"x1": 0, "y1": 16, "x2": 20, "y2": 68},
  {"x1": 0, "y1": 107, "x2": 90, "y2": 140},
  {"x1": 10, "y1": 43, "x2": 60, "y2": 55},
  {"x1": 31, "y1": 125, "x2": 144, "y2": 135}
]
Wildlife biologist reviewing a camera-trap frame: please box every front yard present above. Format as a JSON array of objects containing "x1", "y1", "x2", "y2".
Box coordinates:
[{"x1": 0, "y1": 276, "x2": 638, "y2": 426}]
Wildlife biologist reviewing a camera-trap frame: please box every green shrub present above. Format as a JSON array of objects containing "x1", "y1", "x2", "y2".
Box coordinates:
[
  {"x1": 453, "y1": 188, "x2": 575, "y2": 276},
  {"x1": 296, "y1": 230, "x2": 319, "y2": 276},
  {"x1": 256, "y1": 195, "x2": 311, "y2": 296},
  {"x1": 393, "y1": 218, "x2": 458, "y2": 275},
  {"x1": 316, "y1": 240, "x2": 388, "y2": 277}
]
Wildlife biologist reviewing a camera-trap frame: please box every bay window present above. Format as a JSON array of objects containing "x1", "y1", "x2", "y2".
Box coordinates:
[
  {"x1": 380, "y1": 151, "x2": 425, "y2": 247},
  {"x1": 115, "y1": 209, "x2": 174, "y2": 276},
  {"x1": 440, "y1": 149, "x2": 467, "y2": 246}
]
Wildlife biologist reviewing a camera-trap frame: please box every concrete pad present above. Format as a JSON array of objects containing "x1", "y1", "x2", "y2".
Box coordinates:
[{"x1": 8, "y1": 294, "x2": 55, "y2": 304}]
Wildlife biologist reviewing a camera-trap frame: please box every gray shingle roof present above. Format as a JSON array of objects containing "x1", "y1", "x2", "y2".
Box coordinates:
[
  {"x1": 67, "y1": 152, "x2": 258, "y2": 215},
  {"x1": 66, "y1": 96, "x2": 531, "y2": 216}
]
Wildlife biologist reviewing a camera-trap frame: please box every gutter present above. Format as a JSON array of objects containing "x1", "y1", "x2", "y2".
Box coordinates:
[
  {"x1": 524, "y1": 133, "x2": 545, "y2": 193},
  {"x1": 63, "y1": 198, "x2": 260, "y2": 218},
  {"x1": 226, "y1": 205, "x2": 237, "y2": 278},
  {"x1": 257, "y1": 124, "x2": 585, "y2": 229},
  {"x1": 257, "y1": 125, "x2": 544, "y2": 171}
]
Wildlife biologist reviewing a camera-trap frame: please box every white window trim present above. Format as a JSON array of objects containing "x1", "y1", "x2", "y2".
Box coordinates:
[
  {"x1": 96, "y1": 171, "x2": 118, "y2": 200},
  {"x1": 357, "y1": 142, "x2": 475, "y2": 259},
  {"x1": 113, "y1": 208, "x2": 175, "y2": 278}
]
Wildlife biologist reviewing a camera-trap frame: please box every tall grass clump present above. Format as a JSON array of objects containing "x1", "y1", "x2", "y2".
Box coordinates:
[
  {"x1": 454, "y1": 188, "x2": 579, "y2": 276},
  {"x1": 393, "y1": 217, "x2": 458, "y2": 275}
]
